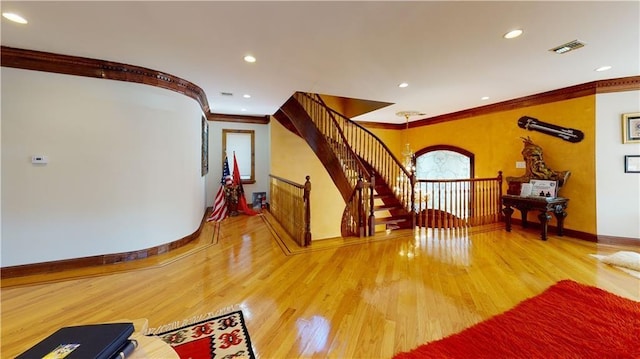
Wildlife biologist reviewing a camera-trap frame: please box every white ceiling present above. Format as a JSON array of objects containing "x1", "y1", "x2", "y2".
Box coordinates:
[{"x1": 2, "y1": 1, "x2": 639, "y2": 124}]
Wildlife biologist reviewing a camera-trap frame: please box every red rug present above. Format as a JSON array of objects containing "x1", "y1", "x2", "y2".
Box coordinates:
[
  {"x1": 152, "y1": 310, "x2": 254, "y2": 359},
  {"x1": 394, "y1": 280, "x2": 640, "y2": 358}
]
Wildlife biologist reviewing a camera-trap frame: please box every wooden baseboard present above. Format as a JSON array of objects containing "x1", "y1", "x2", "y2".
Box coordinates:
[
  {"x1": 507, "y1": 218, "x2": 639, "y2": 246},
  {"x1": 0, "y1": 208, "x2": 212, "y2": 279},
  {"x1": 596, "y1": 235, "x2": 640, "y2": 247}
]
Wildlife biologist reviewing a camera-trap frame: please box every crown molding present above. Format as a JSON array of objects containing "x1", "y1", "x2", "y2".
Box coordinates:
[
  {"x1": 208, "y1": 113, "x2": 270, "y2": 124},
  {"x1": 1, "y1": 46, "x2": 210, "y2": 113},
  {"x1": 357, "y1": 121, "x2": 405, "y2": 130},
  {"x1": 3, "y1": 46, "x2": 637, "y2": 128},
  {"x1": 408, "y1": 76, "x2": 640, "y2": 128}
]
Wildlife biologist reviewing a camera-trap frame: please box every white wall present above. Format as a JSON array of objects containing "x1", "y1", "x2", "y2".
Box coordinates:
[
  {"x1": 1, "y1": 68, "x2": 206, "y2": 266},
  {"x1": 595, "y1": 90, "x2": 640, "y2": 239},
  {"x1": 206, "y1": 121, "x2": 270, "y2": 208}
]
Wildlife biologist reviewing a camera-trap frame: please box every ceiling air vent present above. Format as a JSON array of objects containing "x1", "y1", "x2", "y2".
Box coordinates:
[
  {"x1": 549, "y1": 40, "x2": 586, "y2": 54},
  {"x1": 220, "y1": 92, "x2": 233, "y2": 96}
]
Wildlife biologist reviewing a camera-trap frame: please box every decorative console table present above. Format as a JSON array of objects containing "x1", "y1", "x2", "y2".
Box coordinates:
[{"x1": 501, "y1": 195, "x2": 569, "y2": 241}]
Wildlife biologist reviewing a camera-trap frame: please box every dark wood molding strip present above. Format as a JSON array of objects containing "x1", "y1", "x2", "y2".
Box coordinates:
[
  {"x1": 398, "y1": 76, "x2": 639, "y2": 129},
  {"x1": 594, "y1": 76, "x2": 640, "y2": 94},
  {"x1": 4, "y1": 46, "x2": 636, "y2": 128},
  {"x1": 596, "y1": 235, "x2": 640, "y2": 247},
  {"x1": 1, "y1": 46, "x2": 210, "y2": 114},
  {"x1": 505, "y1": 220, "x2": 640, "y2": 247},
  {"x1": 207, "y1": 112, "x2": 270, "y2": 124},
  {"x1": 0, "y1": 208, "x2": 212, "y2": 279},
  {"x1": 507, "y1": 218, "x2": 598, "y2": 242},
  {"x1": 358, "y1": 121, "x2": 404, "y2": 130},
  {"x1": 358, "y1": 76, "x2": 639, "y2": 129}
]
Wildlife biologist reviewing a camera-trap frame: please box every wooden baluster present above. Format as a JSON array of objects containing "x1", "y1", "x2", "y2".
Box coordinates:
[
  {"x1": 304, "y1": 176, "x2": 311, "y2": 246},
  {"x1": 356, "y1": 177, "x2": 364, "y2": 237}
]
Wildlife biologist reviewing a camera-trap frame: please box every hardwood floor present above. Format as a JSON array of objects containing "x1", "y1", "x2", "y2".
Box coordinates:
[{"x1": 2, "y1": 214, "x2": 639, "y2": 358}]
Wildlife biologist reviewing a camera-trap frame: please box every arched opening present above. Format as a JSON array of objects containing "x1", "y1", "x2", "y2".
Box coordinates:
[
  {"x1": 414, "y1": 145, "x2": 475, "y2": 225},
  {"x1": 414, "y1": 145, "x2": 474, "y2": 180}
]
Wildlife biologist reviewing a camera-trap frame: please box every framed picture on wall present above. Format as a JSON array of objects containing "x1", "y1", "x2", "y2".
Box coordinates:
[
  {"x1": 201, "y1": 116, "x2": 208, "y2": 176},
  {"x1": 622, "y1": 112, "x2": 640, "y2": 143},
  {"x1": 624, "y1": 155, "x2": 640, "y2": 173}
]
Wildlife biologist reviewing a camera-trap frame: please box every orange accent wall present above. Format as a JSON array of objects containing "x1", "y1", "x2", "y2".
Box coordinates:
[
  {"x1": 405, "y1": 95, "x2": 597, "y2": 234},
  {"x1": 270, "y1": 118, "x2": 344, "y2": 240},
  {"x1": 363, "y1": 127, "x2": 404, "y2": 158}
]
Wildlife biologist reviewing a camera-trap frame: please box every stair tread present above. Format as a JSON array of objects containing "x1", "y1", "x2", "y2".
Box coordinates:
[
  {"x1": 374, "y1": 204, "x2": 402, "y2": 211},
  {"x1": 374, "y1": 217, "x2": 408, "y2": 224},
  {"x1": 373, "y1": 193, "x2": 394, "y2": 199}
]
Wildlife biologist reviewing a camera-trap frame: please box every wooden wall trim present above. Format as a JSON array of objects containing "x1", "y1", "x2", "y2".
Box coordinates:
[
  {"x1": 207, "y1": 112, "x2": 270, "y2": 124},
  {"x1": 1, "y1": 46, "x2": 210, "y2": 114},
  {"x1": 0, "y1": 208, "x2": 212, "y2": 279},
  {"x1": 409, "y1": 77, "x2": 640, "y2": 128},
  {"x1": 358, "y1": 121, "x2": 404, "y2": 130},
  {"x1": 505, "y1": 218, "x2": 640, "y2": 246},
  {"x1": 356, "y1": 76, "x2": 640, "y2": 129},
  {"x1": 507, "y1": 218, "x2": 598, "y2": 242},
  {"x1": 5, "y1": 46, "x2": 637, "y2": 129},
  {"x1": 596, "y1": 235, "x2": 640, "y2": 247}
]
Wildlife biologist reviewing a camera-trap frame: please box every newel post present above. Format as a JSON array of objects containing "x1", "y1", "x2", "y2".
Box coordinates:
[
  {"x1": 497, "y1": 171, "x2": 504, "y2": 221},
  {"x1": 368, "y1": 175, "x2": 376, "y2": 236},
  {"x1": 303, "y1": 175, "x2": 312, "y2": 246},
  {"x1": 410, "y1": 171, "x2": 416, "y2": 228},
  {"x1": 356, "y1": 176, "x2": 365, "y2": 237}
]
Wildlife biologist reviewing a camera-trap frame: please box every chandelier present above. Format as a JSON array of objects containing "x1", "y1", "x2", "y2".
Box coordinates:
[{"x1": 396, "y1": 110, "x2": 422, "y2": 172}]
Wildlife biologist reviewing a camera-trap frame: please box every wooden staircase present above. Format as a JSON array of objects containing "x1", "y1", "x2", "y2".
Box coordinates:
[
  {"x1": 275, "y1": 92, "x2": 414, "y2": 236},
  {"x1": 365, "y1": 161, "x2": 412, "y2": 230}
]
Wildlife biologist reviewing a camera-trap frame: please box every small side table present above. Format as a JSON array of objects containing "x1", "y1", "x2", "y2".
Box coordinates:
[{"x1": 501, "y1": 195, "x2": 569, "y2": 241}]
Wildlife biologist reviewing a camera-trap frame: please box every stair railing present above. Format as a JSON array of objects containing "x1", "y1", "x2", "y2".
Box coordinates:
[
  {"x1": 415, "y1": 172, "x2": 503, "y2": 229},
  {"x1": 269, "y1": 174, "x2": 312, "y2": 246},
  {"x1": 295, "y1": 93, "x2": 415, "y2": 217},
  {"x1": 292, "y1": 93, "x2": 377, "y2": 236},
  {"x1": 341, "y1": 176, "x2": 376, "y2": 237}
]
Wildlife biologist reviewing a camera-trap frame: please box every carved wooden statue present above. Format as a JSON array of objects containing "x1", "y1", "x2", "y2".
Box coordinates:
[{"x1": 507, "y1": 137, "x2": 570, "y2": 194}]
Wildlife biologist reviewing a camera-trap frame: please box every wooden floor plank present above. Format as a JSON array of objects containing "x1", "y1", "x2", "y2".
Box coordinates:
[{"x1": 2, "y1": 214, "x2": 639, "y2": 358}]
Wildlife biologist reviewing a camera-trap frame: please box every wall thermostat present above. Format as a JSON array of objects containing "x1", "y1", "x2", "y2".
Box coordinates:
[{"x1": 31, "y1": 155, "x2": 49, "y2": 164}]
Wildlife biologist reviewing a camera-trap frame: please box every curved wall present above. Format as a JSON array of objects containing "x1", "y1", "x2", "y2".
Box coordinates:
[{"x1": 1, "y1": 67, "x2": 206, "y2": 266}]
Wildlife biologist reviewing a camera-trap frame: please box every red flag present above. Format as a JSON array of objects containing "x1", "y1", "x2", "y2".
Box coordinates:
[
  {"x1": 232, "y1": 152, "x2": 258, "y2": 216},
  {"x1": 206, "y1": 156, "x2": 231, "y2": 222}
]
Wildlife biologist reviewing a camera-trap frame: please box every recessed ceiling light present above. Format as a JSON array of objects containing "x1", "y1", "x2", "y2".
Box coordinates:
[
  {"x1": 243, "y1": 94, "x2": 251, "y2": 98},
  {"x1": 398, "y1": 82, "x2": 409, "y2": 88},
  {"x1": 481, "y1": 96, "x2": 490, "y2": 100},
  {"x1": 241, "y1": 108, "x2": 247, "y2": 112},
  {"x1": 244, "y1": 55, "x2": 256, "y2": 63},
  {"x1": 595, "y1": 65, "x2": 612, "y2": 72},
  {"x1": 503, "y1": 29, "x2": 523, "y2": 39},
  {"x1": 2, "y1": 12, "x2": 27, "y2": 24}
]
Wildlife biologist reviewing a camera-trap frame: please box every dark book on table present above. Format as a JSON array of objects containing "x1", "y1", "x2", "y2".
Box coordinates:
[{"x1": 16, "y1": 322, "x2": 134, "y2": 359}]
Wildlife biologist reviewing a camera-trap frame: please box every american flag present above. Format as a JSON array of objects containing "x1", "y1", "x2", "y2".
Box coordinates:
[{"x1": 206, "y1": 156, "x2": 231, "y2": 222}]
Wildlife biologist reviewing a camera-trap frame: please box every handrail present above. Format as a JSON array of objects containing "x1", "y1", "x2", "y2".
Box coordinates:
[
  {"x1": 268, "y1": 174, "x2": 311, "y2": 246},
  {"x1": 269, "y1": 174, "x2": 306, "y2": 188},
  {"x1": 295, "y1": 92, "x2": 415, "y2": 213},
  {"x1": 415, "y1": 172, "x2": 503, "y2": 229},
  {"x1": 291, "y1": 93, "x2": 385, "y2": 236},
  {"x1": 312, "y1": 95, "x2": 373, "y2": 181},
  {"x1": 293, "y1": 93, "x2": 371, "y2": 184}
]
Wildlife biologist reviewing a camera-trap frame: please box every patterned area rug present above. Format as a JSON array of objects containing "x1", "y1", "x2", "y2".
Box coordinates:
[
  {"x1": 149, "y1": 310, "x2": 254, "y2": 359},
  {"x1": 394, "y1": 280, "x2": 640, "y2": 358}
]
